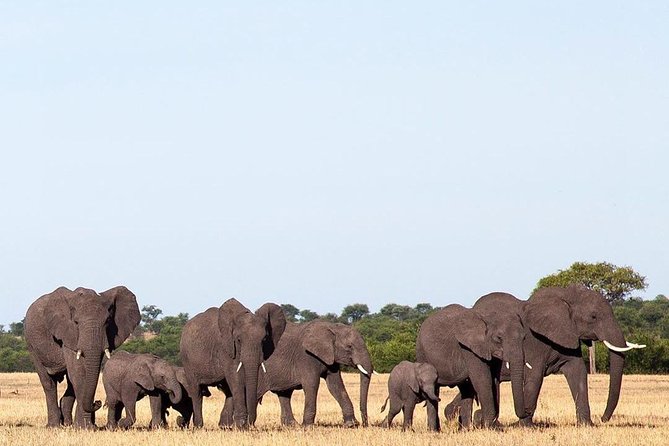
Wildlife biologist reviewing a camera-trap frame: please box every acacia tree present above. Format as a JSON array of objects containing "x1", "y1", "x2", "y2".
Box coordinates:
[
  {"x1": 536, "y1": 261, "x2": 648, "y2": 373},
  {"x1": 535, "y1": 261, "x2": 647, "y2": 304}
]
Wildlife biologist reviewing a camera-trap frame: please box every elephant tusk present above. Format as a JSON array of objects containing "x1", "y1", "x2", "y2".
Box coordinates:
[
  {"x1": 105, "y1": 349, "x2": 111, "y2": 359},
  {"x1": 505, "y1": 362, "x2": 510, "y2": 369},
  {"x1": 373, "y1": 370, "x2": 381, "y2": 375},
  {"x1": 356, "y1": 364, "x2": 369, "y2": 375},
  {"x1": 261, "y1": 362, "x2": 267, "y2": 373},
  {"x1": 603, "y1": 340, "x2": 633, "y2": 352},
  {"x1": 626, "y1": 341, "x2": 647, "y2": 349},
  {"x1": 236, "y1": 361, "x2": 243, "y2": 373},
  {"x1": 76, "y1": 350, "x2": 81, "y2": 360},
  {"x1": 525, "y1": 362, "x2": 533, "y2": 369}
]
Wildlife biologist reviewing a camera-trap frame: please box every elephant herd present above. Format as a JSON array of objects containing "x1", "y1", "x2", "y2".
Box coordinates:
[{"x1": 21, "y1": 284, "x2": 645, "y2": 432}]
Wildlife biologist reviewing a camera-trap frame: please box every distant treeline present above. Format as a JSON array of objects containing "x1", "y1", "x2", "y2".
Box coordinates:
[{"x1": 2, "y1": 296, "x2": 669, "y2": 373}]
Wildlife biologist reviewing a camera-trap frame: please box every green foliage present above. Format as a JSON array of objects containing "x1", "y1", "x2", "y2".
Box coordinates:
[
  {"x1": 0, "y1": 333, "x2": 34, "y2": 372},
  {"x1": 536, "y1": 261, "x2": 648, "y2": 304},
  {"x1": 281, "y1": 304, "x2": 300, "y2": 323},
  {"x1": 340, "y1": 304, "x2": 369, "y2": 324}
]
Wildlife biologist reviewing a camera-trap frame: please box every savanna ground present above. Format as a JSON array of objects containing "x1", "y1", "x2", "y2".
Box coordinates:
[{"x1": 0, "y1": 373, "x2": 667, "y2": 446}]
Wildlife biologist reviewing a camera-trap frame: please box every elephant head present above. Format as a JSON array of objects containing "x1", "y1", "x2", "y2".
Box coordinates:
[
  {"x1": 133, "y1": 355, "x2": 183, "y2": 405},
  {"x1": 411, "y1": 363, "x2": 440, "y2": 402},
  {"x1": 524, "y1": 284, "x2": 634, "y2": 422},
  {"x1": 455, "y1": 294, "x2": 528, "y2": 420},
  {"x1": 45, "y1": 286, "x2": 140, "y2": 415},
  {"x1": 217, "y1": 298, "x2": 286, "y2": 425},
  {"x1": 303, "y1": 321, "x2": 374, "y2": 426}
]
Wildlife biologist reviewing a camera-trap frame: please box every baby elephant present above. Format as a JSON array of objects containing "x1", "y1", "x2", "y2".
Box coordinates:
[
  {"x1": 380, "y1": 361, "x2": 440, "y2": 430},
  {"x1": 148, "y1": 366, "x2": 210, "y2": 428},
  {"x1": 103, "y1": 351, "x2": 183, "y2": 429}
]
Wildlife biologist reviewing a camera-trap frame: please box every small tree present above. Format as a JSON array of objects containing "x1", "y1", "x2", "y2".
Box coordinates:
[
  {"x1": 341, "y1": 304, "x2": 370, "y2": 324},
  {"x1": 299, "y1": 309, "x2": 320, "y2": 323},
  {"x1": 281, "y1": 304, "x2": 300, "y2": 323},
  {"x1": 141, "y1": 305, "x2": 163, "y2": 333}
]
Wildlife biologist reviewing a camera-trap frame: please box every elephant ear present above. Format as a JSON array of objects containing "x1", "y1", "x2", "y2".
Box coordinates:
[
  {"x1": 101, "y1": 286, "x2": 141, "y2": 350},
  {"x1": 217, "y1": 298, "x2": 250, "y2": 359},
  {"x1": 134, "y1": 362, "x2": 155, "y2": 391},
  {"x1": 255, "y1": 303, "x2": 287, "y2": 358},
  {"x1": 45, "y1": 287, "x2": 79, "y2": 350},
  {"x1": 524, "y1": 288, "x2": 579, "y2": 349},
  {"x1": 455, "y1": 310, "x2": 492, "y2": 361},
  {"x1": 303, "y1": 323, "x2": 335, "y2": 366}
]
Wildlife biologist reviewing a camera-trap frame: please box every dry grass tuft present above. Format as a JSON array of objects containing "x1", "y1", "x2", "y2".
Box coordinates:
[{"x1": 1, "y1": 373, "x2": 667, "y2": 445}]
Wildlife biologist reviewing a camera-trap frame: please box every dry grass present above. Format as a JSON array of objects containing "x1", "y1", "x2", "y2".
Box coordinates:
[{"x1": 1, "y1": 372, "x2": 668, "y2": 445}]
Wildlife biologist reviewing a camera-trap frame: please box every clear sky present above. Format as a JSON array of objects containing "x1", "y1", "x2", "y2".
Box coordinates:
[{"x1": 1, "y1": 2, "x2": 667, "y2": 326}]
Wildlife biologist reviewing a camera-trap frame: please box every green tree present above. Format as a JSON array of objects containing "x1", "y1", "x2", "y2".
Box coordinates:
[
  {"x1": 340, "y1": 304, "x2": 369, "y2": 324},
  {"x1": 299, "y1": 309, "x2": 319, "y2": 323},
  {"x1": 141, "y1": 305, "x2": 163, "y2": 333},
  {"x1": 379, "y1": 303, "x2": 413, "y2": 321},
  {"x1": 281, "y1": 304, "x2": 300, "y2": 323},
  {"x1": 535, "y1": 261, "x2": 648, "y2": 304},
  {"x1": 9, "y1": 320, "x2": 24, "y2": 337}
]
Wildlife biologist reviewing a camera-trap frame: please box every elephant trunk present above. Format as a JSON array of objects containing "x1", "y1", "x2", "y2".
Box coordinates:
[
  {"x1": 354, "y1": 353, "x2": 373, "y2": 427},
  {"x1": 508, "y1": 349, "x2": 527, "y2": 420},
  {"x1": 424, "y1": 384, "x2": 440, "y2": 403},
  {"x1": 168, "y1": 378, "x2": 183, "y2": 405},
  {"x1": 78, "y1": 324, "x2": 105, "y2": 416},
  {"x1": 601, "y1": 327, "x2": 626, "y2": 422},
  {"x1": 243, "y1": 349, "x2": 261, "y2": 426}
]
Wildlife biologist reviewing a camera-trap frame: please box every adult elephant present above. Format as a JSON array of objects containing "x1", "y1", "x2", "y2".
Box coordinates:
[
  {"x1": 416, "y1": 296, "x2": 528, "y2": 431},
  {"x1": 444, "y1": 285, "x2": 644, "y2": 426},
  {"x1": 180, "y1": 298, "x2": 286, "y2": 428},
  {"x1": 257, "y1": 320, "x2": 374, "y2": 427},
  {"x1": 24, "y1": 286, "x2": 140, "y2": 428}
]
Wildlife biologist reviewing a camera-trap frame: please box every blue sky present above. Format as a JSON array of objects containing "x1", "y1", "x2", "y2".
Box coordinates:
[{"x1": 1, "y1": 2, "x2": 667, "y2": 325}]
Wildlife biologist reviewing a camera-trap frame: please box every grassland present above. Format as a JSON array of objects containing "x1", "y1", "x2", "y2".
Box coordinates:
[{"x1": 1, "y1": 372, "x2": 667, "y2": 445}]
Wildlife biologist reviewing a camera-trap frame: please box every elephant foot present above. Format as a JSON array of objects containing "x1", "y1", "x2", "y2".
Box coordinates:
[
  {"x1": 343, "y1": 418, "x2": 359, "y2": 428},
  {"x1": 518, "y1": 416, "x2": 535, "y2": 428},
  {"x1": 118, "y1": 418, "x2": 134, "y2": 430},
  {"x1": 577, "y1": 417, "x2": 594, "y2": 427},
  {"x1": 281, "y1": 417, "x2": 297, "y2": 427}
]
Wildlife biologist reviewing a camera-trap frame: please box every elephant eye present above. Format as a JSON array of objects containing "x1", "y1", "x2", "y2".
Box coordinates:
[{"x1": 591, "y1": 313, "x2": 597, "y2": 320}]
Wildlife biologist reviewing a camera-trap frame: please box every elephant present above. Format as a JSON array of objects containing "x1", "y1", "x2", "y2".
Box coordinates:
[
  {"x1": 256, "y1": 320, "x2": 374, "y2": 427},
  {"x1": 179, "y1": 298, "x2": 286, "y2": 428},
  {"x1": 103, "y1": 351, "x2": 183, "y2": 430},
  {"x1": 24, "y1": 286, "x2": 140, "y2": 428},
  {"x1": 415, "y1": 296, "x2": 528, "y2": 431},
  {"x1": 148, "y1": 366, "x2": 209, "y2": 429},
  {"x1": 444, "y1": 285, "x2": 644, "y2": 426},
  {"x1": 380, "y1": 360, "x2": 440, "y2": 430}
]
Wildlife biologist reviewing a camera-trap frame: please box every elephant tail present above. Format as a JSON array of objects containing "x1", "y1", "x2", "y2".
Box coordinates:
[{"x1": 380, "y1": 396, "x2": 389, "y2": 413}]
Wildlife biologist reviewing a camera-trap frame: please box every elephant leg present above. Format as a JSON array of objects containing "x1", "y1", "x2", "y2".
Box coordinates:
[
  {"x1": 302, "y1": 376, "x2": 321, "y2": 426},
  {"x1": 384, "y1": 395, "x2": 402, "y2": 428},
  {"x1": 118, "y1": 387, "x2": 139, "y2": 429},
  {"x1": 491, "y1": 361, "x2": 502, "y2": 419},
  {"x1": 149, "y1": 395, "x2": 165, "y2": 429},
  {"x1": 457, "y1": 382, "x2": 475, "y2": 429},
  {"x1": 562, "y1": 358, "x2": 592, "y2": 426},
  {"x1": 325, "y1": 371, "x2": 358, "y2": 427},
  {"x1": 189, "y1": 383, "x2": 205, "y2": 428},
  {"x1": 33, "y1": 358, "x2": 61, "y2": 427},
  {"x1": 105, "y1": 396, "x2": 123, "y2": 430},
  {"x1": 519, "y1": 367, "x2": 545, "y2": 427},
  {"x1": 218, "y1": 381, "x2": 234, "y2": 428},
  {"x1": 277, "y1": 390, "x2": 297, "y2": 426},
  {"x1": 424, "y1": 387, "x2": 440, "y2": 431},
  {"x1": 444, "y1": 392, "x2": 462, "y2": 421},
  {"x1": 467, "y1": 360, "x2": 498, "y2": 429},
  {"x1": 402, "y1": 400, "x2": 417, "y2": 431},
  {"x1": 60, "y1": 375, "x2": 76, "y2": 426}
]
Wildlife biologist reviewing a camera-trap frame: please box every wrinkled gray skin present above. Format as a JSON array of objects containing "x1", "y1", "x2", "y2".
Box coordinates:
[
  {"x1": 148, "y1": 366, "x2": 209, "y2": 429},
  {"x1": 416, "y1": 296, "x2": 528, "y2": 431},
  {"x1": 24, "y1": 286, "x2": 140, "y2": 429},
  {"x1": 445, "y1": 285, "x2": 628, "y2": 426},
  {"x1": 380, "y1": 361, "x2": 440, "y2": 430},
  {"x1": 257, "y1": 321, "x2": 374, "y2": 427},
  {"x1": 180, "y1": 299, "x2": 286, "y2": 428},
  {"x1": 103, "y1": 351, "x2": 183, "y2": 430}
]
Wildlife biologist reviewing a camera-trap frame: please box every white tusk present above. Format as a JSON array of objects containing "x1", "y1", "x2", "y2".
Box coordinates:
[
  {"x1": 236, "y1": 361, "x2": 243, "y2": 373},
  {"x1": 373, "y1": 370, "x2": 381, "y2": 375},
  {"x1": 525, "y1": 362, "x2": 533, "y2": 370},
  {"x1": 626, "y1": 341, "x2": 647, "y2": 349},
  {"x1": 105, "y1": 349, "x2": 111, "y2": 359},
  {"x1": 261, "y1": 362, "x2": 266, "y2": 373},
  {"x1": 76, "y1": 350, "x2": 81, "y2": 360},
  {"x1": 603, "y1": 340, "x2": 633, "y2": 352},
  {"x1": 356, "y1": 364, "x2": 369, "y2": 375},
  {"x1": 505, "y1": 362, "x2": 509, "y2": 369}
]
